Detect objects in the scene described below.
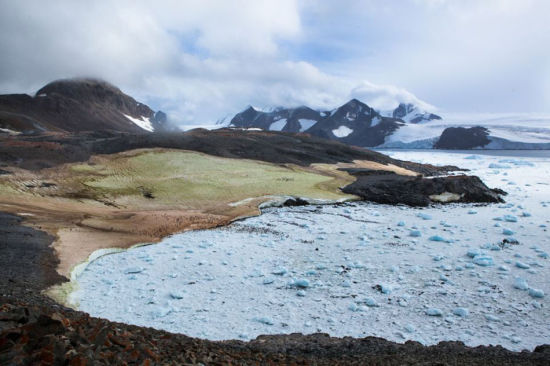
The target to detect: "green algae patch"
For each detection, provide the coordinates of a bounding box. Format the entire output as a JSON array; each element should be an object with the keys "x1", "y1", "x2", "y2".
[{"x1": 75, "y1": 149, "x2": 355, "y2": 207}]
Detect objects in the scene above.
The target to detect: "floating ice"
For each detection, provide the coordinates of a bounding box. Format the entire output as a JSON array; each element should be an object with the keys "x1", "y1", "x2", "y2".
[
  {"x1": 124, "y1": 267, "x2": 144, "y2": 274},
  {"x1": 417, "y1": 213, "x2": 432, "y2": 220},
  {"x1": 515, "y1": 261, "x2": 530, "y2": 269},
  {"x1": 513, "y1": 277, "x2": 529, "y2": 290},
  {"x1": 410, "y1": 230, "x2": 422, "y2": 237},
  {"x1": 272, "y1": 267, "x2": 288, "y2": 275},
  {"x1": 364, "y1": 297, "x2": 379, "y2": 307},
  {"x1": 473, "y1": 255, "x2": 494, "y2": 267},
  {"x1": 429, "y1": 235, "x2": 448, "y2": 242},
  {"x1": 253, "y1": 317, "x2": 274, "y2": 325},
  {"x1": 485, "y1": 314, "x2": 500, "y2": 322},
  {"x1": 502, "y1": 228, "x2": 514, "y2": 236},
  {"x1": 467, "y1": 248, "x2": 482, "y2": 258},
  {"x1": 426, "y1": 308, "x2": 443, "y2": 316},
  {"x1": 504, "y1": 215, "x2": 518, "y2": 223},
  {"x1": 528, "y1": 288, "x2": 544, "y2": 298},
  {"x1": 292, "y1": 278, "x2": 310, "y2": 288},
  {"x1": 453, "y1": 308, "x2": 469, "y2": 317}
]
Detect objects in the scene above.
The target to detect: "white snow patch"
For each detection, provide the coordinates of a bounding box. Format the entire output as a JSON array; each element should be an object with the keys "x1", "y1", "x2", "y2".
[
  {"x1": 269, "y1": 119, "x2": 287, "y2": 131},
  {"x1": 371, "y1": 116, "x2": 382, "y2": 127},
  {"x1": 123, "y1": 114, "x2": 154, "y2": 132},
  {"x1": 298, "y1": 119, "x2": 317, "y2": 132},
  {"x1": 332, "y1": 126, "x2": 353, "y2": 138}
]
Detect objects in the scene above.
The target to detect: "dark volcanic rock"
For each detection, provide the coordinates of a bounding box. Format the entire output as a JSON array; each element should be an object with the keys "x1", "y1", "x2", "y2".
[
  {"x1": 0, "y1": 301, "x2": 548, "y2": 365},
  {"x1": 435, "y1": 126, "x2": 491, "y2": 149},
  {"x1": 341, "y1": 172, "x2": 505, "y2": 206},
  {"x1": 0, "y1": 78, "x2": 170, "y2": 133},
  {"x1": 0, "y1": 213, "x2": 67, "y2": 302}
]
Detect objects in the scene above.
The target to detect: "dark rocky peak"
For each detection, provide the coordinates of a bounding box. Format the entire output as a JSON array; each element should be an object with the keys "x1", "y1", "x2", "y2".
[
  {"x1": 392, "y1": 103, "x2": 415, "y2": 119},
  {"x1": 230, "y1": 106, "x2": 263, "y2": 127},
  {"x1": 435, "y1": 126, "x2": 490, "y2": 149},
  {"x1": 36, "y1": 78, "x2": 124, "y2": 104},
  {"x1": 330, "y1": 99, "x2": 379, "y2": 124}
]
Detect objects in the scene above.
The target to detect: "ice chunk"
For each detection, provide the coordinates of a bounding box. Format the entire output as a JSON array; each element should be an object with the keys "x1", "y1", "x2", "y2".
[
  {"x1": 409, "y1": 230, "x2": 422, "y2": 237},
  {"x1": 170, "y1": 291, "x2": 185, "y2": 299},
  {"x1": 489, "y1": 163, "x2": 511, "y2": 169},
  {"x1": 426, "y1": 308, "x2": 443, "y2": 316},
  {"x1": 150, "y1": 306, "x2": 171, "y2": 318},
  {"x1": 485, "y1": 314, "x2": 500, "y2": 322},
  {"x1": 504, "y1": 215, "x2": 518, "y2": 223},
  {"x1": 468, "y1": 210, "x2": 477, "y2": 215},
  {"x1": 297, "y1": 290, "x2": 306, "y2": 297},
  {"x1": 473, "y1": 255, "x2": 494, "y2": 267},
  {"x1": 263, "y1": 278, "x2": 274, "y2": 285},
  {"x1": 253, "y1": 317, "x2": 274, "y2": 325},
  {"x1": 513, "y1": 277, "x2": 529, "y2": 290},
  {"x1": 348, "y1": 303, "x2": 359, "y2": 312},
  {"x1": 293, "y1": 278, "x2": 310, "y2": 288},
  {"x1": 404, "y1": 324, "x2": 415, "y2": 333},
  {"x1": 364, "y1": 297, "x2": 379, "y2": 307},
  {"x1": 453, "y1": 307, "x2": 469, "y2": 317},
  {"x1": 272, "y1": 267, "x2": 288, "y2": 275},
  {"x1": 417, "y1": 213, "x2": 432, "y2": 220},
  {"x1": 502, "y1": 228, "x2": 514, "y2": 236},
  {"x1": 124, "y1": 267, "x2": 144, "y2": 274},
  {"x1": 397, "y1": 221, "x2": 406, "y2": 227},
  {"x1": 515, "y1": 261, "x2": 530, "y2": 269},
  {"x1": 429, "y1": 235, "x2": 448, "y2": 242},
  {"x1": 528, "y1": 288, "x2": 544, "y2": 298},
  {"x1": 467, "y1": 248, "x2": 482, "y2": 258}
]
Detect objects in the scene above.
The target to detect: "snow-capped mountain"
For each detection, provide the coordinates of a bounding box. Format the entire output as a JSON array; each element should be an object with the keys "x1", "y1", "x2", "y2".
[
  {"x1": 388, "y1": 103, "x2": 442, "y2": 124},
  {"x1": 229, "y1": 101, "x2": 550, "y2": 150},
  {"x1": 230, "y1": 99, "x2": 404, "y2": 147}
]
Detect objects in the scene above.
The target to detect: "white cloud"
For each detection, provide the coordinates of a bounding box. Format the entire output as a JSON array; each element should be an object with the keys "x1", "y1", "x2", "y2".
[{"x1": 1, "y1": 0, "x2": 548, "y2": 127}]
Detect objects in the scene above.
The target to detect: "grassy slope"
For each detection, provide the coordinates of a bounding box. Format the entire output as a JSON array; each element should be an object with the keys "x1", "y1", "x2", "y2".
[
  {"x1": 78, "y1": 149, "x2": 353, "y2": 207},
  {"x1": 0, "y1": 148, "x2": 356, "y2": 282}
]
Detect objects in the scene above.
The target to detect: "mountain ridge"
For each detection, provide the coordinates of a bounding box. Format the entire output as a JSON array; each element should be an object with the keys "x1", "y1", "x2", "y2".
[{"x1": 0, "y1": 78, "x2": 171, "y2": 134}]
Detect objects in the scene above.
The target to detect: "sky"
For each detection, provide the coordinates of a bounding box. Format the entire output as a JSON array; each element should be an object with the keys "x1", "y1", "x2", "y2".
[{"x1": 1, "y1": 0, "x2": 549, "y2": 127}]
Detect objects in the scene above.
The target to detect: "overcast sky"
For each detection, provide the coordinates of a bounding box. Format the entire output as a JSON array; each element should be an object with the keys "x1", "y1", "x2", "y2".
[{"x1": 1, "y1": 0, "x2": 549, "y2": 127}]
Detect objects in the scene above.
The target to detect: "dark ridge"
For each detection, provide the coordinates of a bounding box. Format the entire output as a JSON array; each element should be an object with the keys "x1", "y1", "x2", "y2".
[{"x1": 0, "y1": 128, "x2": 456, "y2": 175}]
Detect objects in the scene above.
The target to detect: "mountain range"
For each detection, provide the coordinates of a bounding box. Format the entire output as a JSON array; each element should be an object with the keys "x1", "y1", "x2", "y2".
[
  {"x1": 1, "y1": 78, "x2": 549, "y2": 149},
  {"x1": 228, "y1": 100, "x2": 550, "y2": 149},
  {"x1": 229, "y1": 99, "x2": 440, "y2": 147}
]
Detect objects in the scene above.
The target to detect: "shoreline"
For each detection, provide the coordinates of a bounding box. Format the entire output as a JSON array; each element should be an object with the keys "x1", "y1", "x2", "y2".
[{"x1": 46, "y1": 194, "x2": 359, "y2": 309}]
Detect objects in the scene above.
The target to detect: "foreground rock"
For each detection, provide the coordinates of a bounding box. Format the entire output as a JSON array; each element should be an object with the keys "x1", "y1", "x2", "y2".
[
  {"x1": 341, "y1": 169, "x2": 505, "y2": 206},
  {"x1": 1, "y1": 301, "x2": 549, "y2": 365}
]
